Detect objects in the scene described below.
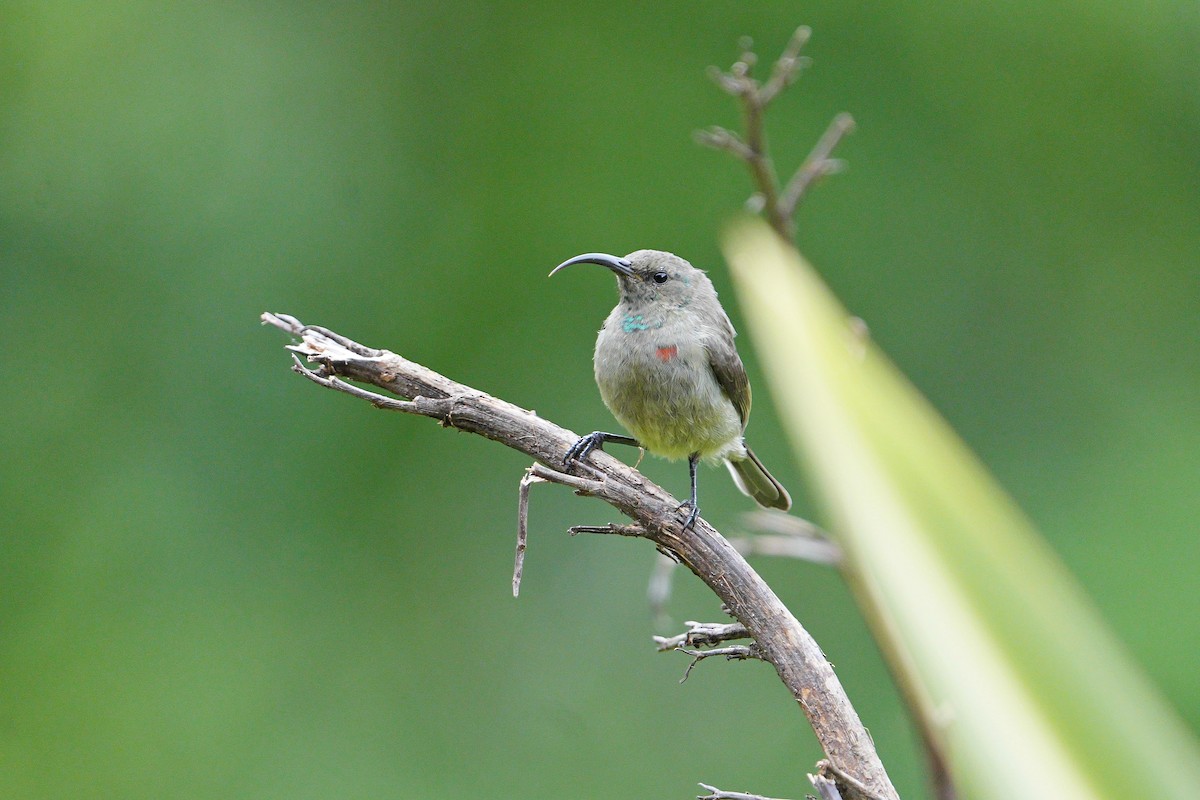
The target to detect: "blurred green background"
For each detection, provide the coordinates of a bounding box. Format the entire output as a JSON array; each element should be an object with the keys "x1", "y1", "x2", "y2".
[{"x1": 2, "y1": 3, "x2": 1197, "y2": 798}]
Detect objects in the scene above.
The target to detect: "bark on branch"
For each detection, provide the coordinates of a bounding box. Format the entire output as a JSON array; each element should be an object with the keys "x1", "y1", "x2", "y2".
[{"x1": 261, "y1": 311, "x2": 899, "y2": 800}]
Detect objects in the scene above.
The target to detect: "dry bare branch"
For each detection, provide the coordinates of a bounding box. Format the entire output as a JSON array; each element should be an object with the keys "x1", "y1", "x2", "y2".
[{"x1": 262, "y1": 311, "x2": 899, "y2": 800}]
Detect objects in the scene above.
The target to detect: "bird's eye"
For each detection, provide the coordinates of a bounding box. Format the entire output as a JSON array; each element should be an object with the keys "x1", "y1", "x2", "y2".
[{"x1": 651, "y1": 272, "x2": 669, "y2": 284}]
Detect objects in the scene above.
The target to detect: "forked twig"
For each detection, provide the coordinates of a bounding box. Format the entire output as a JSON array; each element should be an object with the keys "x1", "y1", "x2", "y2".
[
  {"x1": 676, "y1": 643, "x2": 766, "y2": 683},
  {"x1": 699, "y1": 27, "x2": 854, "y2": 244}
]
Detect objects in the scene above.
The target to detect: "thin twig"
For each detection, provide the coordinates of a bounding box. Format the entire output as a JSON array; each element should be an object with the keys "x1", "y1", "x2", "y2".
[
  {"x1": 568, "y1": 522, "x2": 645, "y2": 538},
  {"x1": 808, "y1": 773, "x2": 845, "y2": 800},
  {"x1": 742, "y1": 510, "x2": 828, "y2": 539},
  {"x1": 514, "y1": 468, "x2": 547, "y2": 597},
  {"x1": 289, "y1": 353, "x2": 415, "y2": 412},
  {"x1": 264, "y1": 312, "x2": 899, "y2": 800},
  {"x1": 697, "y1": 782, "x2": 794, "y2": 800},
  {"x1": 653, "y1": 620, "x2": 750, "y2": 651},
  {"x1": 676, "y1": 643, "x2": 765, "y2": 682},
  {"x1": 736, "y1": 511, "x2": 842, "y2": 564},
  {"x1": 739, "y1": 534, "x2": 841, "y2": 562},
  {"x1": 780, "y1": 113, "x2": 856, "y2": 219},
  {"x1": 527, "y1": 461, "x2": 606, "y2": 495},
  {"x1": 760, "y1": 26, "x2": 813, "y2": 105},
  {"x1": 694, "y1": 126, "x2": 754, "y2": 160}
]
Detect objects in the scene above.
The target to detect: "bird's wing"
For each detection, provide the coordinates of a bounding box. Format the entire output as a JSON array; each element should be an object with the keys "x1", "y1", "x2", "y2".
[{"x1": 706, "y1": 318, "x2": 752, "y2": 428}]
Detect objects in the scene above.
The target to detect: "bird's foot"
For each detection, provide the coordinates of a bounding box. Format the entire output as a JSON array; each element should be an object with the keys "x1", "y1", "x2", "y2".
[
  {"x1": 676, "y1": 500, "x2": 700, "y2": 532},
  {"x1": 564, "y1": 431, "x2": 606, "y2": 465}
]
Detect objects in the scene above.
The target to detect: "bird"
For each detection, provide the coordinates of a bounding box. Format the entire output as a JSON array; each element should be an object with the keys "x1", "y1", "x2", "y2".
[{"x1": 550, "y1": 249, "x2": 791, "y2": 530}]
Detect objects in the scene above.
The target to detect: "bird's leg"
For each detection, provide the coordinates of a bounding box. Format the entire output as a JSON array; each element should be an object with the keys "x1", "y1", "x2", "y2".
[
  {"x1": 676, "y1": 452, "x2": 701, "y2": 531},
  {"x1": 563, "y1": 431, "x2": 641, "y2": 465}
]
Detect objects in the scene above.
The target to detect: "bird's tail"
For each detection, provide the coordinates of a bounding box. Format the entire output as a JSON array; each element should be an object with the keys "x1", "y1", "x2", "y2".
[{"x1": 725, "y1": 447, "x2": 791, "y2": 511}]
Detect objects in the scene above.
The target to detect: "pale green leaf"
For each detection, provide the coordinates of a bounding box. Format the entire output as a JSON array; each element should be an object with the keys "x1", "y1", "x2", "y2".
[{"x1": 724, "y1": 218, "x2": 1200, "y2": 799}]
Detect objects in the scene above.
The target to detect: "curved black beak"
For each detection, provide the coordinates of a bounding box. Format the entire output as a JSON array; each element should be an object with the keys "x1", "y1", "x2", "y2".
[{"x1": 548, "y1": 252, "x2": 634, "y2": 278}]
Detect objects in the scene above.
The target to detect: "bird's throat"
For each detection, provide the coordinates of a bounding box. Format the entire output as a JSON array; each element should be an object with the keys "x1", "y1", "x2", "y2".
[{"x1": 620, "y1": 312, "x2": 663, "y2": 334}]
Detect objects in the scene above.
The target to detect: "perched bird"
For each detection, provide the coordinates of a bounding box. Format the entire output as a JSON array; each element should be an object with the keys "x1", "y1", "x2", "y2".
[{"x1": 550, "y1": 249, "x2": 791, "y2": 530}]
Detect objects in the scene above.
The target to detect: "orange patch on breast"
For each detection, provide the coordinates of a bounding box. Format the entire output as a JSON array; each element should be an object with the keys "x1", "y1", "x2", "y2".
[{"x1": 655, "y1": 345, "x2": 678, "y2": 362}]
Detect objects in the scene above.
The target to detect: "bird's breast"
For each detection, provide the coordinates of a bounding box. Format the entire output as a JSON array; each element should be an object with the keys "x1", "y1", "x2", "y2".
[
  {"x1": 593, "y1": 317, "x2": 743, "y2": 460},
  {"x1": 654, "y1": 344, "x2": 679, "y2": 362}
]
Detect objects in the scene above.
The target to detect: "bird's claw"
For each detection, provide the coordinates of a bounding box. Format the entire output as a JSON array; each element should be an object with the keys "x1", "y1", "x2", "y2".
[
  {"x1": 676, "y1": 500, "x2": 700, "y2": 531},
  {"x1": 564, "y1": 432, "x2": 605, "y2": 465}
]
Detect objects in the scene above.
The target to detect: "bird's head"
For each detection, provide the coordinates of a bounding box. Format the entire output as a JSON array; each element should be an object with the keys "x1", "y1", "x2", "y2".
[{"x1": 549, "y1": 249, "x2": 711, "y2": 309}]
